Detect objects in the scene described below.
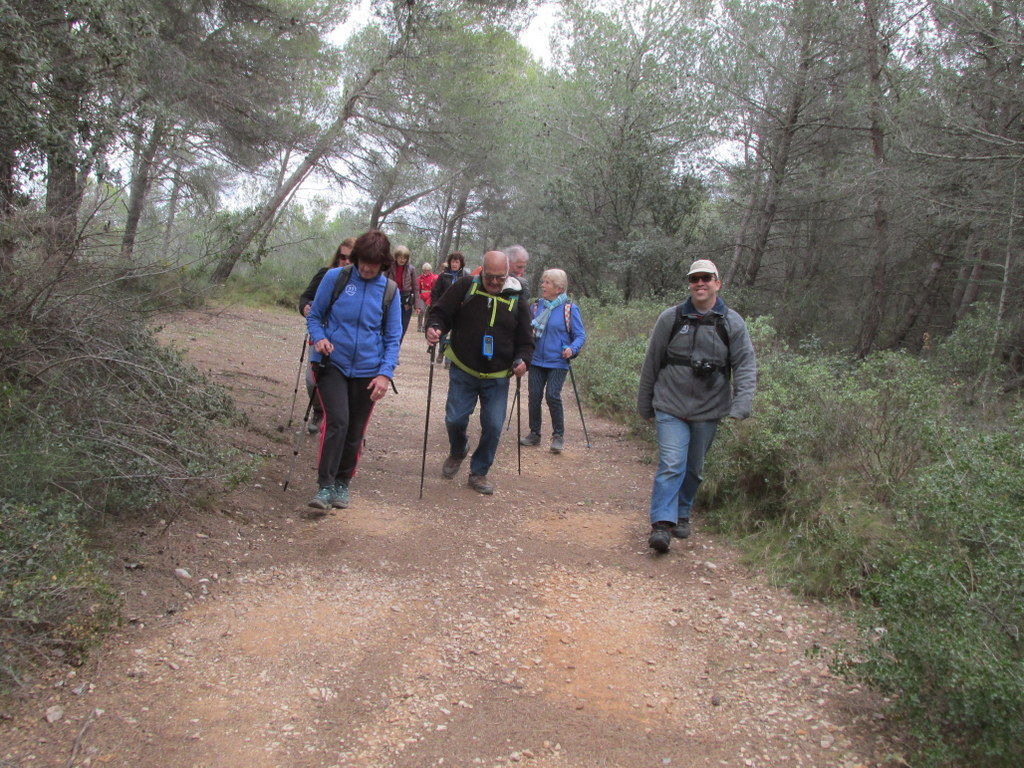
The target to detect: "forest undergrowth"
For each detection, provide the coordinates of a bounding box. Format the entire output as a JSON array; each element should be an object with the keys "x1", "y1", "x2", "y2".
[{"x1": 571, "y1": 296, "x2": 1024, "y2": 768}]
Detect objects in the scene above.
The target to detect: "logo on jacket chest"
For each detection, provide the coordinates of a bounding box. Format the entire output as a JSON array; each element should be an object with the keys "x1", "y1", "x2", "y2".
[{"x1": 345, "y1": 284, "x2": 357, "y2": 296}]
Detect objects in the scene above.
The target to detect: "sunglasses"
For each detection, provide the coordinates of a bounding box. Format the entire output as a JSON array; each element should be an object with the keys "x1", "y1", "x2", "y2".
[
  {"x1": 688, "y1": 274, "x2": 716, "y2": 284},
  {"x1": 482, "y1": 272, "x2": 507, "y2": 282}
]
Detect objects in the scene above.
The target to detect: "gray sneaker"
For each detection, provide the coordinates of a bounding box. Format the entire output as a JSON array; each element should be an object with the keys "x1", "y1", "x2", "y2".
[
  {"x1": 332, "y1": 481, "x2": 350, "y2": 509},
  {"x1": 519, "y1": 432, "x2": 540, "y2": 446},
  {"x1": 308, "y1": 486, "x2": 333, "y2": 510},
  {"x1": 550, "y1": 433, "x2": 564, "y2": 453}
]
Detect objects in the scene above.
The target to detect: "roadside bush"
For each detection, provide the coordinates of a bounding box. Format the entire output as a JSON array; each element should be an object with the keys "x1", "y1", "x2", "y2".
[
  {"x1": 1, "y1": 255, "x2": 243, "y2": 688},
  {"x1": 570, "y1": 297, "x2": 663, "y2": 433},
  {"x1": 0, "y1": 501, "x2": 119, "y2": 688},
  {"x1": 843, "y1": 421, "x2": 1024, "y2": 767}
]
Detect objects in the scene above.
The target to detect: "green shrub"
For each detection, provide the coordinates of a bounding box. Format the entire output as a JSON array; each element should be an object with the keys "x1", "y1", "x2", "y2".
[
  {"x1": 570, "y1": 297, "x2": 665, "y2": 433},
  {"x1": 0, "y1": 256, "x2": 245, "y2": 686},
  {"x1": 0, "y1": 501, "x2": 119, "y2": 690},
  {"x1": 842, "y1": 423, "x2": 1024, "y2": 767}
]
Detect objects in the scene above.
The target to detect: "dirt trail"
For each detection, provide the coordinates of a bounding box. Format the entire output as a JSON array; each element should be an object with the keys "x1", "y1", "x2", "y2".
[{"x1": 1, "y1": 305, "x2": 901, "y2": 768}]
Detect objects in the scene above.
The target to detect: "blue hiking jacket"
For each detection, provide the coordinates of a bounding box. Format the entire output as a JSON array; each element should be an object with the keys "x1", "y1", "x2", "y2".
[{"x1": 306, "y1": 267, "x2": 402, "y2": 379}]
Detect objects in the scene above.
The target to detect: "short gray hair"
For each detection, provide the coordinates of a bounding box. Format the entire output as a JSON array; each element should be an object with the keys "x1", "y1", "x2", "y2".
[{"x1": 542, "y1": 268, "x2": 568, "y2": 293}]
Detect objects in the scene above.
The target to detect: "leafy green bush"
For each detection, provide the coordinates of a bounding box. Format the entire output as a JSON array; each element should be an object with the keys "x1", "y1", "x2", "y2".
[
  {"x1": 0, "y1": 501, "x2": 119, "y2": 690},
  {"x1": 570, "y1": 297, "x2": 664, "y2": 433},
  {"x1": 0, "y1": 256, "x2": 244, "y2": 686},
  {"x1": 843, "y1": 422, "x2": 1024, "y2": 767},
  {"x1": 562, "y1": 295, "x2": 1024, "y2": 764}
]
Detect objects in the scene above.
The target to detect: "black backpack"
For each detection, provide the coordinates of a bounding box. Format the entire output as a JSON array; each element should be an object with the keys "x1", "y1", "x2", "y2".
[{"x1": 659, "y1": 305, "x2": 730, "y2": 370}]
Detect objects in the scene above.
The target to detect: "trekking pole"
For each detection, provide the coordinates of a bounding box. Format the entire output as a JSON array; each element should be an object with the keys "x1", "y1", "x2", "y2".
[
  {"x1": 419, "y1": 344, "x2": 437, "y2": 499},
  {"x1": 286, "y1": 333, "x2": 309, "y2": 429},
  {"x1": 568, "y1": 363, "x2": 592, "y2": 448},
  {"x1": 284, "y1": 360, "x2": 323, "y2": 491},
  {"x1": 504, "y1": 383, "x2": 518, "y2": 432},
  {"x1": 515, "y1": 375, "x2": 522, "y2": 475}
]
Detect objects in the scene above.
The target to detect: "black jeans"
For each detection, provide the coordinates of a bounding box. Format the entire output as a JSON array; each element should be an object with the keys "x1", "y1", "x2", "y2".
[{"x1": 312, "y1": 365, "x2": 375, "y2": 487}]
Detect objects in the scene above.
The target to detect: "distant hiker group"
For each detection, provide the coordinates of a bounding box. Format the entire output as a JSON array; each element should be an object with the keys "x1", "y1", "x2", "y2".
[{"x1": 290, "y1": 230, "x2": 757, "y2": 554}]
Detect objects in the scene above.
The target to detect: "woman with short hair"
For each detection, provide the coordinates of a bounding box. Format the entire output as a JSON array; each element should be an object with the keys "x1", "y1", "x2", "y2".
[
  {"x1": 305, "y1": 230, "x2": 402, "y2": 513},
  {"x1": 520, "y1": 268, "x2": 586, "y2": 453}
]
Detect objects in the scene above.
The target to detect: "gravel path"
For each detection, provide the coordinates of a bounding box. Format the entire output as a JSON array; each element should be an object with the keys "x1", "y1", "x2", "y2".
[{"x1": 1, "y1": 305, "x2": 903, "y2": 767}]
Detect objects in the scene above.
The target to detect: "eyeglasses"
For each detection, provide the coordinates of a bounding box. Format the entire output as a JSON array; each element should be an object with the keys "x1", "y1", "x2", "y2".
[
  {"x1": 688, "y1": 274, "x2": 716, "y2": 284},
  {"x1": 482, "y1": 272, "x2": 506, "y2": 283}
]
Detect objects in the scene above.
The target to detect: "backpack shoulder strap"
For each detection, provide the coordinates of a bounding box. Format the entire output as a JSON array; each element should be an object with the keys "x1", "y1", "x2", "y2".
[
  {"x1": 382, "y1": 277, "x2": 397, "y2": 320},
  {"x1": 326, "y1": 265, "x2": 354, "y2": 316},
  {"x1": 563, "y1": 302, "x2": 573, "y2": 335}
]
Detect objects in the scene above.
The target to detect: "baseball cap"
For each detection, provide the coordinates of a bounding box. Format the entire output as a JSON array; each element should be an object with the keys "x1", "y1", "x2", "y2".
[{"x1": 686, "y1": 259, "x2": 719, "y2": 278}]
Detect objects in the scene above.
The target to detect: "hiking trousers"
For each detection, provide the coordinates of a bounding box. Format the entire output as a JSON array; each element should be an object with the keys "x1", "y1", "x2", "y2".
[
  {"x1": 444, "y1": 365, "x2": 510, "y2": 477},
  {"x1": 313, "y1": 365, "x2": 375, "y2": 488},
  {"x1": 527, "y1": 364, "x2": 568, "y2": 436},
  {"x1": 648, "y1": 411, "x2": 718, "y2": 525}
]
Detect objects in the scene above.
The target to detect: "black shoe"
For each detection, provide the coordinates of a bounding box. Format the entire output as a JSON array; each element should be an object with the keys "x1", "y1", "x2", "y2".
[
  {"x1": 468, "y1": 473, "x2": 494, "y2": 495},
  {"x1": 648, "y1": 522, "x2": 672, "y2": 553},
  {"x1": 672, "y1": 519, "x2": 690, "y2": 539},
  {"x1": 442, "y1": 453, "x2": 466, "y2": 479}
]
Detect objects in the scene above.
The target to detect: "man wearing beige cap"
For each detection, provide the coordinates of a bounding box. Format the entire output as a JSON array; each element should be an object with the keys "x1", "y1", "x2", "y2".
[{"x1": 637, "y1": 259, "x2": 757, "y2": 553}]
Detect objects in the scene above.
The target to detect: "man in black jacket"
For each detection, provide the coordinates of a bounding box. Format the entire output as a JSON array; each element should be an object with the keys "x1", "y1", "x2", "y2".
[{"x1": 425, "y1": 251, "x2": 534, "y2": 495}]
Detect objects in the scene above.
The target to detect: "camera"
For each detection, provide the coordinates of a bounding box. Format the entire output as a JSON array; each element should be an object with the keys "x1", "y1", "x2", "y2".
[{"x1": 691, "y1": 359, "x2": 716, "y2": 378}]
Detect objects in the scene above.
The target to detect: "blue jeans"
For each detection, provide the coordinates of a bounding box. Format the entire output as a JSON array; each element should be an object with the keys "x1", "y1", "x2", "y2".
[
  {"x1": 648, "y1": 411, "x2": 719, "y2": 525},
  {"x1": 445, "y1": 366, "x2": 511, "y2": 476},
  {"x1": 527, "y1": 365, "x2": 568, "y2": 436}
]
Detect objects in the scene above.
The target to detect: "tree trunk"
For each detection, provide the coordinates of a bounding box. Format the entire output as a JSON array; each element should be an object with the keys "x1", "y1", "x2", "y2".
[
  {"x1": 163, "y1": 163, "x2": 182, "y2": 263},
  {"x1": 0, "y1": 145, "x2": 14, "y2": 280},
  {"x1": 887, "y1": 248, "x2": 951, "y2": 349},
  {"x1": 122, "y1": 119, "x2": 167, "y2": 260},
  {"x1": 854, "y1": 0, "x2": 890, "y2": 359},
  {"x1": 955, "y1": 248, "x2": 989, "y2": 322},
  {"x1": 741, "y1": 34, "x2": 812, "y2": 287}
]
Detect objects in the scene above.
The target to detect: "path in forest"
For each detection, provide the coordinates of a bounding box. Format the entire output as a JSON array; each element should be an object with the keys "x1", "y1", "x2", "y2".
[{"x1": 1, "y1": 305, "x2": 901, "y2": 768}]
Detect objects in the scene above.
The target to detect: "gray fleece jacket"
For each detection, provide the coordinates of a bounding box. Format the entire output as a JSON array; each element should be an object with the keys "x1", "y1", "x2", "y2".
[{"x1": 637, "y1": 297, "x2": 757, "y2": 422}]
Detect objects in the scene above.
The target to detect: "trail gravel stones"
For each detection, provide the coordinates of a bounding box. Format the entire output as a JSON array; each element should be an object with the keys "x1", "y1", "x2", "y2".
[{"x1": 0, "y1": 306, "x2": 905, "y2": 767}]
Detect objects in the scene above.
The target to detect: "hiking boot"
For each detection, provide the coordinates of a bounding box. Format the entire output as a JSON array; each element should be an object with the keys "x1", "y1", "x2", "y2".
[
  {"x1": 550, "y1": 433, "x2": 564, "y2": 453},
  {"x1": 331, "y1": 481, "x2": 350, "y2": 509},
  {"x1": 442, "y1": 453, "x2": 466, "y2": 479},
  {"x1": 307, "y1": 410, "x2": 322, "y2": 434},
  {"x1": 468, "y1": 473, "x2": 494, "y2": 495},
  {"x1": 648, "y1": 522, "x2": 673, "y2": 553},
  {"x1": 308, "y1": 486, "x2": 333, "y2": 510},
  {"x1": 672, "y1": 519, "x2": 690, "y2": 539},
  {"x1": 519, "y1": 432, "x2": 540, "y2": 447}
]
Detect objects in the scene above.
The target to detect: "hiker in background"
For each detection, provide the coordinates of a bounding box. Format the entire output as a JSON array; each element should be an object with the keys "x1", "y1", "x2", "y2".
[
  {"x1": 520, "y1": 269, "x2": 586, "y2": 453},
  {"x1": 416, "y1": 262, "x2": 437, "y2": 332},
  {"x1": 424, "y1": 250, "x2": 534, "y2": 495},
  {"x1": 305, "y1": 230, "x2": 401, "y2": 514},
  {"x1": 387, "y1": 245, "x2": 417, "y2": 340},
  {"x1": 505, "y1": 244, "x2": 531, "y2": 300},
  {"x1": 430, "y1": 251, "x2": 468, "y2": 306},
  {"x1": 637, "y1": 259, "x2": 757, "y2": 554},
  {"x1": 298, "y1": 236, "x2": 356, "y2": 432}
]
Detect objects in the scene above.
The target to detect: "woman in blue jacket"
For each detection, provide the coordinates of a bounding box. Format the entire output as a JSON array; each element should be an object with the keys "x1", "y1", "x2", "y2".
[
  {"x1": 519, "y1": 268, "x2": 586, "y2": 453},
  {"x1": 305, "y1": 230, "x2": 402, "y2": 512}
]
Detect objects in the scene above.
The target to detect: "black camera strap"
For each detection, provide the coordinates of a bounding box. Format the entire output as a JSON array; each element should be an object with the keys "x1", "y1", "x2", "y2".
[{"x1": 659, "y1": 305, "x2": 731, "y2": 371}]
